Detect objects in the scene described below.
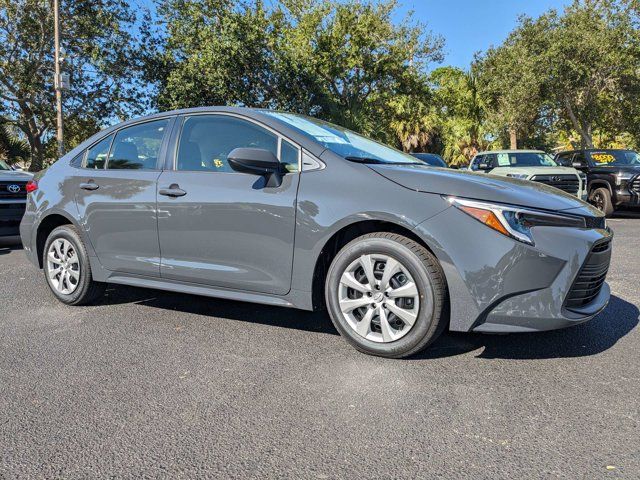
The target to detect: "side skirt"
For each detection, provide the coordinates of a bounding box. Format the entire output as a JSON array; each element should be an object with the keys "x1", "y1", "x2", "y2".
[{"x1": 103, "y1": 271, "x2": 313, "y2": 311}]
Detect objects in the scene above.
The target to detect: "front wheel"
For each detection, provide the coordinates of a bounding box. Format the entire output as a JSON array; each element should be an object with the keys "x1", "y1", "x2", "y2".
[
  {"x1": 325, "y1": 233, "x2": 447, "y2": 358},
  {"x1": 43, "y1": 225, "x2": 105, "y2": 305},
  {"x1": 589, "y1": 187, "x2": 614, "y2": 217}
]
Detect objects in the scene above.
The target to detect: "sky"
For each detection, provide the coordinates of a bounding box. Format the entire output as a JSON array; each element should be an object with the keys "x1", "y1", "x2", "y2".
[{"x1": 394, "y1": 0, "x2": 571, "y2": 68}]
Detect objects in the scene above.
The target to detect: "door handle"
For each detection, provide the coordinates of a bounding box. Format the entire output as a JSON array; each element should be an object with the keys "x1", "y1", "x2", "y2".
[
  {"x1": 79, "y1": 181, "x2": 99, "y2": 191},
  {"x1": 159, "y1": 184, "x2": 186, "y2": 197}
]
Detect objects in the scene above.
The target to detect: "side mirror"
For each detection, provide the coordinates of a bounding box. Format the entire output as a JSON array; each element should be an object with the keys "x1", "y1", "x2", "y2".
[
  {"x1": 228, "y1": 148, "x2": 283, "y2": 187},
  {"x1": 572, "y1": 161, "x2": 586, "y2": 169},
  {"x1": 478, "y1": 163, "x2": 492, "y2": 171}
]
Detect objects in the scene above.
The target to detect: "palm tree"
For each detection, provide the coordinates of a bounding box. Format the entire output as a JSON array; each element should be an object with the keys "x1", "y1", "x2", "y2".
[{"x1": 0, "y1": 119, "x2": 29, "y2": 166}]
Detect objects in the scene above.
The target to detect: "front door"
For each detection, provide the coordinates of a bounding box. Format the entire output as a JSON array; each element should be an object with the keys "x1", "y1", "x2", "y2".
[
  {"x1": 157, "y1": 114, "x2": 300, "y2": 295},
  {"x1": 75, "y1": 118, "x2": 171, "y2": 276}
]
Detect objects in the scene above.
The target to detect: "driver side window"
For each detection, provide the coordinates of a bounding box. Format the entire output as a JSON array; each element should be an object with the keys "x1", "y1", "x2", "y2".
[{"x1": 176, "y1": 115, "x2": 278, "y2": 172}]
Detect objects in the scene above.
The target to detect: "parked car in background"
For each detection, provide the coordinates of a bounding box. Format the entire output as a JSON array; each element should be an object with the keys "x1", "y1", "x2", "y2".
[
  {"x1": 20, "y1": 107, "x2": 611, "y2": 358},
  {"x1": 0, "y1": 159, "x2": 33, "y2": 237},
  {"x1": 410, "y1": 153, "x2": 448, "y2": 168},
  {"x1": 554, "y1": 149, "x2": 640, "y2": 216},
  {"x1": 469, "y1": 150, "x2": 587, "y2": 200}
]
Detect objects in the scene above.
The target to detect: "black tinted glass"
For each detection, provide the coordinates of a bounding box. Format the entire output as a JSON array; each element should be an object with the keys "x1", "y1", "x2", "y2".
[
  {"x1": 177, "y1": 115, "x2": 278, "y2": 172},
  {"x1": 85, "y1": 135, "x2": 113, "y2": 169},
  {"x1": 107, "y1": 120, "x2": 168, "y2": 170}
]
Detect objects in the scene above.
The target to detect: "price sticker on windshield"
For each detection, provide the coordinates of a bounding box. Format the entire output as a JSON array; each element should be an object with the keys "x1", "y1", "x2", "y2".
[{"x1": 592, "y1": 153, "x2": 615, "y2": 164}]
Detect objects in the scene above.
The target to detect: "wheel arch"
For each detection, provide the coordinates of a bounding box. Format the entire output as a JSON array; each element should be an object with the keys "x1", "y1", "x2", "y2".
[
  {"x1": 588, "y1": 179, "x2": 613, "y2": 195},
  {"x1": 310, "y1": 219, "x2": 449, "y2": 313},
  {"x1": 35, "y1": 211, "x2": 86, "y2": 269}
]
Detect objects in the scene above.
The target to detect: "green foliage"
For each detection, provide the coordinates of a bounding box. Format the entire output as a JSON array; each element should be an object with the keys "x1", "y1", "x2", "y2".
[
  {"x1": 429, "y1": 67, "x2": 491, "y2": 165},
  {"x1": 146, "y1": 0, "x2": 444, "y2": 149},
  {"x1": 0, "y1": 119, "x2": 29, "y2": 164},
  {"x1": 0, "y1": 0, "x2": 143, "y2": 171},
  {"x1": 474, "y1": 0, "x2": 640, "y2": 150}
]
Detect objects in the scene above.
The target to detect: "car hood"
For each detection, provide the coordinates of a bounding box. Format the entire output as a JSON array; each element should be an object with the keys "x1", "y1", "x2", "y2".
[
  {"x1": 591, "y1": 164, "x2": 640, "y2": 175},
  {"x1": 370, "y1": 164, "x2": 588, "y2": 212},
  {"x1": 0, "y1": 170, "x2": 33, "y2": 181},
  {"x1": 489, "y1": 166, "x2": 579, "y2": 176}
]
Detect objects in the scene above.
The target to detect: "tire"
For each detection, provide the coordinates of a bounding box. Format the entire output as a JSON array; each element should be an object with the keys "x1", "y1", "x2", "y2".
[
  {"x1": 42, "y1": 225, "x2": 105, "y2": 305},
  {"x1": 589, "y1": 187, "x2": 614, "y2": 217},
  {"x1": 325, "y1": 232, "x2": 447, "y2": 358}
]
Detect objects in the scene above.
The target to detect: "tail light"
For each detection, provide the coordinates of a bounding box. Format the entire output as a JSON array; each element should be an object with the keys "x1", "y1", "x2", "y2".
[{"x1": 26, "y1": 179, "x2": 38, "y2": 193}]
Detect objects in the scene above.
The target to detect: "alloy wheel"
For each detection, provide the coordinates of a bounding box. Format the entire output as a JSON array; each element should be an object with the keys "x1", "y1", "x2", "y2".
[
  {"x1": 46, "y1": 238, "x2": 80, "y2": 295},
  {"x1": 338, "y1": 253, "x2": 422, "y2": 343}
]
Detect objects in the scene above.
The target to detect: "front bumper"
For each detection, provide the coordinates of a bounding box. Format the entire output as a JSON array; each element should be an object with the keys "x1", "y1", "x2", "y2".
[
  {"x1": 0, "y1": 200, "x2": 26, "y2": 237},
  {"x1": 614, "y1": 188, "x2": 640, "y2": 207},
  {"x1": 414, "y1": 205, "x2": 612, "y2": 334}
]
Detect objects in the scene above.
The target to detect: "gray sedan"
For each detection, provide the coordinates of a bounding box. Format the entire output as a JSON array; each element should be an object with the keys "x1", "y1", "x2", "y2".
[{"x1": 20, "y1": 107, "x2": 612, "y2": 358}]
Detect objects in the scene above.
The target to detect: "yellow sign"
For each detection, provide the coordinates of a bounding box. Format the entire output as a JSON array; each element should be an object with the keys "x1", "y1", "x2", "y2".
[
  {"x1": 213, "y1": 159, "x2": 224, "y2": 169},
  {"x1": 592, "y1": 153, "x2": 615, "y2": 164}
]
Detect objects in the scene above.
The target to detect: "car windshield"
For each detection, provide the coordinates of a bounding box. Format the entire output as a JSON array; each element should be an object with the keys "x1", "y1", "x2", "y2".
[
  {"x1": 412, "y1": 153, "x2": 447, "y2": 167},
  {"x1": 493, "y1": 152, "x2": 557, "y2": 167},
  {"x1": 263, "y1": 112, "x2": 422, "y2": 165},
  {"x1": 0, "y1": 159, "x2": 11, "y2": 171},
  {"x1": 589, "y1": 150, "x2": 640, "y2": 166}
]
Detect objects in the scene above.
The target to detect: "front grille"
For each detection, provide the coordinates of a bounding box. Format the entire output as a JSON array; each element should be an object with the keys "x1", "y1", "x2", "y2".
[
  {"x1": 585, "y1": 216, "x2": 606, "y2": 229},
  {"x1": 565, "y1": 238, "x2": 611, "y2": 310},
  {"x1": 631, "y1": 176, "x2": 640, "y2": 193},
  {"x1": 0, "y1": 181, "x2": 27, "y2": 199},
  {"x1": 530, "y1": 174, "x2": 579, "y2": 196}
]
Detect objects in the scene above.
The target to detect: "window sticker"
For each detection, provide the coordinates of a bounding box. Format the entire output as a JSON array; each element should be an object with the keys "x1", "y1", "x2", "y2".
[
  {"x1": 592, "y1": 153, "x2": 615, "y2": 164},
  {"x1": 497, "y1": 153, "x2": 510, "y2": 166}
]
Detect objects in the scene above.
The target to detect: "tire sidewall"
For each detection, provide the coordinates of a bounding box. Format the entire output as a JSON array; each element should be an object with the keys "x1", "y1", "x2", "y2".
[
  {"x1": 43, "y1": 226, "x2": 93, "y2": 305},
  {"x1": 591, "y1": 187, "x2": 614, "y2": 217},
  {"x1": 325, "y1": 236, "x2": 440, "y2": 357}
]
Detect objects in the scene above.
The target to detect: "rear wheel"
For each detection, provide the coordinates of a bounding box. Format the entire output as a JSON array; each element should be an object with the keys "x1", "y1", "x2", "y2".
[
  {"x1": 325, "y1": 232, "x2": 447, "y2": 358},
  {"x1": 589, "y1": 187, "x2": 614, "y2": 217},
  {"x1": 43, "y1": 225, "x2": 105, "y2": 305}
]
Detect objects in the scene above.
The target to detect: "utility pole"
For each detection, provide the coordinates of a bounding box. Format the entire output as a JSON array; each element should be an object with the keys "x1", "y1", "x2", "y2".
[{"x1": 53, "y1": 0, "x2": 64, "y2": 157}]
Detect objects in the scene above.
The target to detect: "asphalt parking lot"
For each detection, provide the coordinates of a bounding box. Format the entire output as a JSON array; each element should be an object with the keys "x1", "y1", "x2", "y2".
[{"x1": 1, "y1": 213, "x2": 639, "y2": 479}]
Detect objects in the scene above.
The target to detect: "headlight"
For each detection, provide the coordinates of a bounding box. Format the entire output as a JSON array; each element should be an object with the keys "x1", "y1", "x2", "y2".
[
  {"x1": 506, "y1": 173, "x2": 530, "y2": 180},
  {"x1": 446, "y1": 197, "x2": 586, "y2": 246},
  {"x1": 615, "y1": 172, "x2": 634, "y2": 185}
]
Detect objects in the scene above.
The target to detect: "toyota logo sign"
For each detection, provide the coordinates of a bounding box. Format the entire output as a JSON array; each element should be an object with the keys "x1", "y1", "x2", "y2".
[
  {"x1": 7, "y1": 184, "x2": 20, "y2": 193},
  {"x1": 551, "y1": 176, "x2": 562, "y2": 182}
]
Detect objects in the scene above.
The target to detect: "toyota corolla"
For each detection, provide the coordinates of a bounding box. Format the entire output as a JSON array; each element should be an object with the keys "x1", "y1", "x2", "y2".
[{"x1": 20, "y1": 107, "x2": 612, "y2": 358}]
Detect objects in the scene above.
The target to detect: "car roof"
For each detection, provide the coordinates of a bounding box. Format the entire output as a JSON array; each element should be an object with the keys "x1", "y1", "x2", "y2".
[
  {"x1": 475, "y1": 150, "x2": 546, "y2": 155},
  {"x1": 63, "y1": 107, "x2": 330, "y2": 161}
]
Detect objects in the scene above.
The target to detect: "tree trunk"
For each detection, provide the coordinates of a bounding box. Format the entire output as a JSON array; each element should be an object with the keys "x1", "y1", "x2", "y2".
[
  {"x1": 28, "y1": 137, "x2": 45, "y2": 172},
  {"x1": 563, "y1": 96, "x2": 593, "y2": 149},
  {"x1": 509, "y1": 128, "x2": 517, "y2": 150}
]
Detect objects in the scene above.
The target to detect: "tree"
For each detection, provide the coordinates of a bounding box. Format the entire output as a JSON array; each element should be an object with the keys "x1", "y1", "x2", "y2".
[
  {"x1": 0, "y1": 0, "x2": 144, "y2": 171},
  {"x1": 145, "y1": 0, "x2": 281, "y2": 110},
  {"x1": 146, "y1": 0, "x2": 444, "y2": 148},
  {"x1": 430, "y1": 67, "x2": 490, "y2": 165},
  {"x1": 474, "y1": 22, "x2": 547, "y2": 150},
  {"x1": 0, "y1": 119, "x2": 29, "y2": 165},
  {"x1": 274, "y1": 0, "x2": 443, "y2": 145},
  {"x1": 475, "y1": 0, "x2": 640, "y2": 150}
]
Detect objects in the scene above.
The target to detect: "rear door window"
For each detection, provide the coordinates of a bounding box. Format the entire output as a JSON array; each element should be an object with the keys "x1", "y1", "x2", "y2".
[
  {"x1": 107, "y1": 120, "x2": 169, "y2": 170},
  {"x1": 84, "y1": 135, "x2": 113, "y2": 169}
]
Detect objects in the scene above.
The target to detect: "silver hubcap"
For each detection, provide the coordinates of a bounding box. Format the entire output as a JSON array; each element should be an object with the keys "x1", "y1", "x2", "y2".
[
  {"x1": 46, "y1": 238, "x2": 80, "y2": 295},
  {"x1": 338, "y1": 254, "x2": 424, "y2": 343}
]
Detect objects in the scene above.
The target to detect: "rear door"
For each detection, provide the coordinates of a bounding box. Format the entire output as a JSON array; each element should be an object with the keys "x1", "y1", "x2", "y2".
[
  {"x1": 156, "y1": 113, "x2": 300, "y2": 295},
  {"x1": 75, "y1": 118, "x2": 173, "y2": 276}
]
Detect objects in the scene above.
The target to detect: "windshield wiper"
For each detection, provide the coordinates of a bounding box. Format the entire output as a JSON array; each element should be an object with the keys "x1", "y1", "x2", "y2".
[
  {"x1": 344, "y1": 156, "x2": 387, "y2": 164},
  {"x1": 344, "y1": 156, "x2": 418, "y2": 166}
]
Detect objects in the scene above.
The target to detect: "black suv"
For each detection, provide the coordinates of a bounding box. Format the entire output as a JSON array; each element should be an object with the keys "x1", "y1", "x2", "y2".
[{"x1": 555, "y1": 149, "x2": 640, "y2": 216}]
